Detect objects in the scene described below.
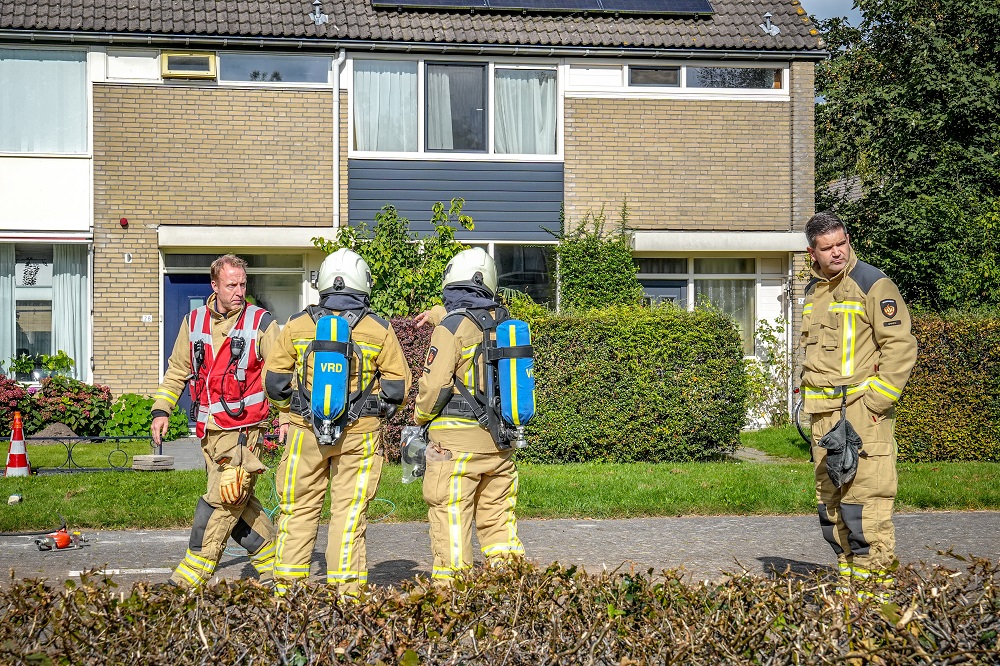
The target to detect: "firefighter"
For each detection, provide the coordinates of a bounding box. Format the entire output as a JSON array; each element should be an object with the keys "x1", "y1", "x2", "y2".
[
  {"x1": 800, "y1": 212, "x2": 918, "y2": 596},
  {"x1": 263, "y1": 249, "x2": 410, "y2": 597},
  {"x1": 151, "y1": 254, "x2": 278, "y2": 588},
  {"x1": 414, "y1": 248, "x2": 525, "y2": 585}
]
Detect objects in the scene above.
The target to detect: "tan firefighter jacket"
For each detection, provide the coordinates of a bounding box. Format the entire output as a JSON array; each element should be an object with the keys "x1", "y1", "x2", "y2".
[
  {"x1": 152, "y1": 294, "x2": 279, "y2": 432},
  {"x1": 263, "y1": 307, "x2": 410, "y2": 435},
  {"x1": 800, "y1": 251, "x2": 918, "y2": 415},
  {"x1": 415, "y1": 306, "x2": 503, "y2": 454}
]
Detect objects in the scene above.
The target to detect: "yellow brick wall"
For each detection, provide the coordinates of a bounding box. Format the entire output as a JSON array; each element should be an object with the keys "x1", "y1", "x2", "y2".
[
  {"x1": 91, "y1": 83, "x2": 337, "y2": 395},
  {"x1": 565, "y1": 97, "x2": 793, "y2": 231}
]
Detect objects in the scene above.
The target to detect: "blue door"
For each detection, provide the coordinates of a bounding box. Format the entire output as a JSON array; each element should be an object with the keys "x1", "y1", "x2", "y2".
[{"x1": 163, "y1": 274, "x2": 212, "y2": 422}]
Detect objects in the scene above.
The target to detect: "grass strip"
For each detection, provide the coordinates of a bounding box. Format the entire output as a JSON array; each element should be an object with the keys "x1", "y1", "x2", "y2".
[{"x1": 2, "y1": 457, "x2": 998, "y2": 532}]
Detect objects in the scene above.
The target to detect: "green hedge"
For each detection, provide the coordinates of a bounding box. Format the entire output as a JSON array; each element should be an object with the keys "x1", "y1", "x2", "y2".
[
  {"x1": 521, "y1": 305, "x2": 748, "y2": 463},
  {"x1": 896, "y1": 311, "x2": 1000, "y2": 461}
]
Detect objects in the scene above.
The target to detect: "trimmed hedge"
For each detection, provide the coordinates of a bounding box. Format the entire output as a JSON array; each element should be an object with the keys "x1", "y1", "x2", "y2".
[
  {"x1": 3, "y1": 558, "x2": 997, "y2": 664},
  {"x1": 522, "y1": 305, "x2": 748, "y2": 463},
  {"x1": 896, "y1": 311, "x2": 1000, "y2": 462}
]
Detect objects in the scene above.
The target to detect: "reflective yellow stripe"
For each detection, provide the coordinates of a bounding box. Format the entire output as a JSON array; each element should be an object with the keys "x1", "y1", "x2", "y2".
[
  {"x1": 803, "y1": 303, "x2": 813, "y2": 315},
  {"x1": 462, "y1": 344, "x2": 477, "y2": 390},
  {"x1": 428, "y1": 417, "x2": 481, "y2": 430},
  {"x1": 802, "y1": 380, "x2": 871, "y2": 399},
  {"x1": 292, "y1": 340, "x2": 311, "y2": 381},
  {"x1": 274, "y1": 564, "x2": 310, "y2": 577},
  {"x1": 447, "y1": 453, "x2": 473, "y2": 569},
  {"x1": 356, "y1": 342, "x2": 382, "y2": 393},
  {"x1": 275, "y1": 428, "x2": 305, "y2": 570},
  {"x1": 829, "y1": 301, "x2": 865, "y2": 314},
  {"x1": 155, "y1": 389, "x2": 180, "y2": 407},
  {"x1": 323, "y1": 384, "x2": 332, "y2": 415},
  {"x1": 870, "y1": 377, "x2": 902, "y2": 401},
  {"x1": 415, "y1": 406, "x2": 437, "y2": 421},
  {"x1": 842, "y1": 312, "x2": 856, "y2": 376},
  {"x1": 337, "y1": 432, "x2": 376, "y2": 573}
]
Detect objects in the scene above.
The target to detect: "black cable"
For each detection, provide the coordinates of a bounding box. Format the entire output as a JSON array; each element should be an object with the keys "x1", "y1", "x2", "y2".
[{"x1": 0, "y1": 515, "x2": 67, "y2": 537}]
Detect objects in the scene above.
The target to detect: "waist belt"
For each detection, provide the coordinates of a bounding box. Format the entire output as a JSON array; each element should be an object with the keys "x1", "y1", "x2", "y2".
[
  {"x1": 441, "y1": 396, "x2": 479, "y2": 418},
  {"x1": 290, "y1": 394, "x2": 383, "y2": 418}
]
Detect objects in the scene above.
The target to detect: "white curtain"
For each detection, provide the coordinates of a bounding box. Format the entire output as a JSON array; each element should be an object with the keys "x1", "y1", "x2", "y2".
[
  {"x1": 495, "y1": 69, "x2": 557, "y2": 155},
  {"x1": 353, "y1": 60, "x2": 418, "y2": 152},
  {"x1": 0, "y1": 49, "x2": 87, "y2": 153},
  {"x1": 0, "y1": 245, "x2": 14, "y2": 370},
  {"x1": 426, "y1": 67, "x2": 454, "y2": 150},
  {"x1": 695, "y1": 279, "x2": 755, "y2": 355},
  {"x1": 52, "y1": 244, "x2": 89, "y2": 380}
]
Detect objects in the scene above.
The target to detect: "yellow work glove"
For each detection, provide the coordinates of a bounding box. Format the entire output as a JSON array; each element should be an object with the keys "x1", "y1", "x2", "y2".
[{"x1": 219, "y1": 465, "x2": 250, "y2": 505}]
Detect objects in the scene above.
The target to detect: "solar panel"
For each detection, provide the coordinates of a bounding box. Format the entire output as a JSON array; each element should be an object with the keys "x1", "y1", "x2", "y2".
[
  {"x1": 597, "y1": 0, "x2": 713, "y2": 14},
  {"x1": 488, "y1": 0, "x2": 602, "y2": 11},
  {"x1": 371, "y1": 0, "x2": 714, "y2": 14},
  {"x1": 371, "y1": 0, "x2": 488, "y2": 9}
]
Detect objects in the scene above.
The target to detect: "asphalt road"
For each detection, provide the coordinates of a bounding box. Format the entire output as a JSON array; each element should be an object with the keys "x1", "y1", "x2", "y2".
[{"x1": 2, "y1": 511, "x2": 997, "y2": 588}]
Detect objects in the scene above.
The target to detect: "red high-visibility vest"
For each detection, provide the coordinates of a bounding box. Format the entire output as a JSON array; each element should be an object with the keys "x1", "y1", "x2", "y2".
[{"x1": 188, "y1": 304, "x2": 269, "y2": 438}]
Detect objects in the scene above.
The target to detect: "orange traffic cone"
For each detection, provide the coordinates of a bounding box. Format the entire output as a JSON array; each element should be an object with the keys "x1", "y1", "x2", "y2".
[{"x1": 5, "y1": 411, "x2": 30, "y2": 477}]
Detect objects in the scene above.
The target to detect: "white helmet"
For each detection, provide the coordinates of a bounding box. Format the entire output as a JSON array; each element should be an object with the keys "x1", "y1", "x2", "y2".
[
  {"x1": 442, "y1": 248, "x2": 498, "y2": 296},
  {"x1": 317, "y1": 249, "x2": 373, "y2": 295}
]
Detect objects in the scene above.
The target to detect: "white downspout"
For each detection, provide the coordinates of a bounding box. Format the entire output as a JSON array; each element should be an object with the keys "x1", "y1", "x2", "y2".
[{"x1": 332, "y1": 49, "x2": 347, "y2": 228}]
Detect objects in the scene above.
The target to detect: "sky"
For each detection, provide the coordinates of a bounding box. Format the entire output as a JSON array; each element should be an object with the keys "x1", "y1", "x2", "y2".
[{"x1": 799, "y1": 0, "x2": 863, "y2": 25}]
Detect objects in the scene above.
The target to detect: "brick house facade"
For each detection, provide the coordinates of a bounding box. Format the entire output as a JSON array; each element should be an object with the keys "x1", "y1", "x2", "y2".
[{"x1": 0, "y1": 0, "x2": 824, "y2": 401}]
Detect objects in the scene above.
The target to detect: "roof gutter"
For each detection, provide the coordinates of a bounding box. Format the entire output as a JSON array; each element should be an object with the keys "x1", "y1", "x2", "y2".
[{"x1": 0, "y1": 29, "x2": 829, "y2": 61}]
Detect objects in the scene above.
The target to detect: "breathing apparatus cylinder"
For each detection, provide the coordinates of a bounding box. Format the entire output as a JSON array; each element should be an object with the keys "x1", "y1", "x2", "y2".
[
  {"x1": 495, "y1": 319, "x2": 535, "y2": 448},
  {"x1": 310, "y1": 315, "x2": 351, "y2": 445},
  {"x1": 400, "y1": 425, "x2": 429, "y2": 484}
]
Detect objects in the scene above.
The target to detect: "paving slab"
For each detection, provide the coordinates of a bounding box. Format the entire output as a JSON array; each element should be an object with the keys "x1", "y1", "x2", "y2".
[{"x1": 1, "y1": 511, "x2": 996, "y2": 589}]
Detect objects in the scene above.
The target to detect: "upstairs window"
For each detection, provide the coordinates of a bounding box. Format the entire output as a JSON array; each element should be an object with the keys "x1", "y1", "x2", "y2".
[
  {"x1": 353, "y1": 59, "x2": 558, "y2": 157},
  {"x1": 0, "y1": 49, "x2": 87, "y2": 154},
  {"x1": 427, "y1": 63, "x2": 487, "y2": 152},
  {"x1": 219, "y1": 54, "x2": 332, "y2": 84},
  {"x1": 686, "y1": 67, "x2": 783, "y2": 90}
]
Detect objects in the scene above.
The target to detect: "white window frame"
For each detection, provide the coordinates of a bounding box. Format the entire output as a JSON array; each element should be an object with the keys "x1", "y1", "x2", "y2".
[
  {"x1": 567, "y1": 59, "x2": 790, "y2": 102},
  {"x1": 348, "y1": 54, "x2": 563, "y2": 162},
  {"x1": 216, "y1": 51, "x2": 335, "y2": 89}
]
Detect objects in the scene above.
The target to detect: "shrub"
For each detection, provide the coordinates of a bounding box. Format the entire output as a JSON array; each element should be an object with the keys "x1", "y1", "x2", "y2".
[
  {"x1": 102, "y1": 393, "x2": 189, "y2": 442},
  {"x1": 22, "y1": 376, "x2": 112, "y2": 437},
  {"x1": 380, "y1": 316, "x2": 433, "y2": 462},
  {"x1": 745, "y1": 318, "x2": 791, "y2": 429},
  {"x1": 522, "y1": 304, "x2": 748, "y2": 463},
  {"x1": 554, "y1": 203, "x2": 644, "y2": 311},
  {"x1": 1, "y1": 558, "x2": 996, "y2": 663},
  {"x1": 312, "y1": 200, "x2": 472, "y2": 317},
  {"x1": 0, "y1": 376, "x2": 31, "y2": 438},
  {"x1": 896, "y1": 311, "x2": 1000, "y2": 461}
]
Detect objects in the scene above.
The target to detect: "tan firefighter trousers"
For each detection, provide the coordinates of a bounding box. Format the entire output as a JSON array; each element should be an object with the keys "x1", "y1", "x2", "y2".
[
  {"x1": 811, "y1": 398, "x2": 898, "y2": 578},
  {"x1": 171, "y1": 427, "x2": 276, "y2": 587},
  {"x1": 272, "y1": 425, "x2": 383, "y2": 596},
  {"x1": 423, "y1": 447, "x2": 524, "y2": 583}
]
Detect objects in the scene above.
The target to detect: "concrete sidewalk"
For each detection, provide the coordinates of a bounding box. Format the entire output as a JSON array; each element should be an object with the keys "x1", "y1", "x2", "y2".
[{"x1": 2, "y1": 511, "x2": 997, "y2": 588}]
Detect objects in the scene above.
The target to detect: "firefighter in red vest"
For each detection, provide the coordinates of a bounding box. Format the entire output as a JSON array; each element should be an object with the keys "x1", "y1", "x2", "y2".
[{"x1": 151, "y1": 254, "x2": 280, "y2": 587}]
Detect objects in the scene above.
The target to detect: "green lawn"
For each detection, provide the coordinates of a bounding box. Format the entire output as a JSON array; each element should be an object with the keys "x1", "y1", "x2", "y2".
[
  {"x1": 740, "y1": 425, "x2": 811, "y2": 460},
  {"x1": 2, "y1": 444, "x2": 999, "y2": 532}
]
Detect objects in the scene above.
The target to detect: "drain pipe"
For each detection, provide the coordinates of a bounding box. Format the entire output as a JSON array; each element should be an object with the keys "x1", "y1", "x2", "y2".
[{"x1": 332, "y1": 49, "x2": 347, "y2": 228}]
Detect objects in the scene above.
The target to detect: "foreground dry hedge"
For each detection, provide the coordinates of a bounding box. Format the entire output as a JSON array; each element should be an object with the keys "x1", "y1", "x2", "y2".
[{"x1": 2, "y1": 559, "x2": 998, "y2": 665}]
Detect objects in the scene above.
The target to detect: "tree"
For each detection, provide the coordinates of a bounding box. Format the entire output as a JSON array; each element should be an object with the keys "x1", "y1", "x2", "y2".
[
  {"x1": 815, "y1": 0, "x2": 1000, "y2": 309},
  {"x1": 312, "y1": 199, "x2": 473, "y2": 317}
]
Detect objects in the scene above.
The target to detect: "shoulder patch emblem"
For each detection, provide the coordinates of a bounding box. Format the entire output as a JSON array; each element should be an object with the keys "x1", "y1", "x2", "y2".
[
  {"x1": 880, "y1": 299, "x2": 897, "y2": 318},
  {"x1": 425, "y1": 346, "x2": 438, "y2": 366}
]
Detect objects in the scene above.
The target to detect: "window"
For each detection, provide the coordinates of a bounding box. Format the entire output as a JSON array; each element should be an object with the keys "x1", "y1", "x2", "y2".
[
  {"x1": 163, "y1": 253, "x2": 304, "y2": 325},
  {"x1": 161, "y1": 52, "x2": 217, "y2": 79},
  {"x1": 495, "y1": 245, "x2": 555, "y2": 305},
  {"x1": 629, "y1": 66, "x2": 680, "y2": 87},
  {"x1": 0, "y1": 49, "x2": 87, "y2": 154},
  {"x1": 495, "y1": 69, "x2": 557, "y2": 154},
  {"x1": 219, "y1": 54, "x2": 332, "y2": 84},
  {"x1": 639, "y1": 257, "x2": 760, "y2": 355},
  {"x1": 353, "y1": 60, "x2": 418, "y2": 152},
  {"x1": 686, "y1": 67, "x2": 783, "y2": 90},
  {"x1": 427, "y1": 63, "x2": 487, "y2": 152},
  {"x1": 0, "y1": 243, "x2": 90, "y2": 379},
  {"x1": 352, "y1": 59, "x2": 558, "y2": 156}
]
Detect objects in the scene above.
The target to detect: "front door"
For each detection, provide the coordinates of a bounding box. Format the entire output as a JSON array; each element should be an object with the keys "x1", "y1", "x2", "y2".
[{"x1": 163, "y1": 273, "x2": 213, "y2": 422}]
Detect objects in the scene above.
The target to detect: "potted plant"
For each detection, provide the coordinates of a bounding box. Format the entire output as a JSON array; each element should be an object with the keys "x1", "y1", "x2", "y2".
[
  {"x1": 40, "y1": 350, "x2": 75, "y2": 378},
  {"x1": 9, "y1": 354, "x2": 38, "y2": 383}
]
